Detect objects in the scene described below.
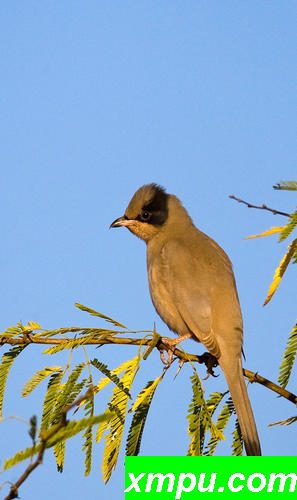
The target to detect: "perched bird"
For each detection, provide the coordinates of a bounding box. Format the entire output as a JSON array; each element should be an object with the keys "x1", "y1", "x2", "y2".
[{"x1": 110, "y1": 183, "x2": 261, "y2": 456}]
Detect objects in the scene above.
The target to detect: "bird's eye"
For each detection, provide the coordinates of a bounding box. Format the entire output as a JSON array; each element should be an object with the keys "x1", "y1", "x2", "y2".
[{"x1": 141, "y1": 211, "x2": 151, "y2": 220}]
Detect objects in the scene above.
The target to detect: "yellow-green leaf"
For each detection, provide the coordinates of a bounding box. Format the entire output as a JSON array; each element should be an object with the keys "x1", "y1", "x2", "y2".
[
  {"x1": 129, "y1": 376, "x2": 162, "y2": 413},
  {"x1": 0, "y1": 346, "x2": 27, "y2": 416},
  {"x1": 279, "y1": 210, "x2": 297, "y2": 242},
  {"x1": 96, "y1": 418, "x2": 111, "y2": 443},
  {"x1": 264, "y1": 239, "x2": 297, "y2": 305},
  {"x1": 102, "y1": 356, "x2": 139, "y2": 483},
  {"x1": 278, "y1": 323, "x2": 297, "y2": 388},
  {"x1": 27, "y1": 321, "x2": 43, "y2": 330},
  {"x1": 126, "y1": 377, "x2": 163, "y2": 456},
  {"x1": 75, "y1": 303, "x2": 127, "y2": 329},
  {"x1": 245, "y1": 226, "x2": 285, "y2": 239},
  {"x1": 22, "y1": 366, "x2": 62, "y2": 397}
]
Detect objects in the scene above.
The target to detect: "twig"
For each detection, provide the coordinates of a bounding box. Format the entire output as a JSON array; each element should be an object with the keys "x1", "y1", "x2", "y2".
[
  {"x1": 4, "y1": 443, "x2": 47, "y2": 500},
  {"x1": 243, "y1": 369, "x2": 297, "y2": 405},
  {"x1": 1, "y1": 335, "x2": 296, "y2": 405},
  {"x1": 3, "y1": 390, "x2": 85, "y2": 500},
  {"x1": 229, "y1": 195, "x2": 290, "y2": 217}
]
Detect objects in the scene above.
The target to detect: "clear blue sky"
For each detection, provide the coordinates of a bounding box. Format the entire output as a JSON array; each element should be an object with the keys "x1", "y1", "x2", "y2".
[{"x1": 1, "y1": 2, "x2": 296, "y2": 498}]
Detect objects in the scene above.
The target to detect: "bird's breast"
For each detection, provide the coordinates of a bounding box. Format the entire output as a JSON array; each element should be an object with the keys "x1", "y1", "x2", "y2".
[{"x1": 147, "y1": 253, "x2": 189, "y2": 336}]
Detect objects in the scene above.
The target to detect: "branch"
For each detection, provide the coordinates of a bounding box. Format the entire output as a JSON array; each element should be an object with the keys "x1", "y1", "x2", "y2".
[
  {"x1": 1, "y1": 335, "x2": 297, "y2": 405},
  {"x1": 229, "y1": 195, "x2": 290, "y2": 217},
  {"x1": 4, "y1": 443, "x2": 47, "y2": 500},
  {"x1": 3, "y1": 389, "x2": 88, "y2": 500},
  {"x1": 243, "y1": 369, "x2": 297, "y2": 405}
]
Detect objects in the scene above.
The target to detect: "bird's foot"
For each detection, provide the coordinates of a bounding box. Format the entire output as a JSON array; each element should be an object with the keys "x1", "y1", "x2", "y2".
[
  {"x1": 159, "y1": 339, "x2": 176, "y2": 366},
  {"x1": 199, "y1": 352, "x2": 219, "y2": 379},
  {"x1": 159, "y1": 333, "x2": 192, "y2": 366}
]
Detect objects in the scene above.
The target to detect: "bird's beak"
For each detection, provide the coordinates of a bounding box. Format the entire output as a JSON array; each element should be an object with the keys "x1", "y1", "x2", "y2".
[{"x1": 109, "y1": 216, "x2": 136, "y2": 228}]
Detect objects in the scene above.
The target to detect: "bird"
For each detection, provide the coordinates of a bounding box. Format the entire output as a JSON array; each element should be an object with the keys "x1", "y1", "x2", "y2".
[{"x1": 110, "y1": 183, "x2": 261, "y2": 456}]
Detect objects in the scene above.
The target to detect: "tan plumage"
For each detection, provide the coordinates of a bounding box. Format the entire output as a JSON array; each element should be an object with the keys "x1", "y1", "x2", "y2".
[{"x1": 110, "y1": 183, "x2": 261, "y2": 456}]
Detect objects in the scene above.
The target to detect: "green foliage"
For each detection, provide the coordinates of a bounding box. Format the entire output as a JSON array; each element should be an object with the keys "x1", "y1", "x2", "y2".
[
  {"x1": 51, "y1": 364, "x2": 89, "y2": 474},
  {"x1": 54, "y1": 441, "x2": 65, "y2": 473},
  {"x1": 187, "y1": 371, "x2": 225, "y2": 456},
  {"x1": 126, "y1": 376, "x2": 163, "y2": 456},
  {"x1": 91, "y1": 358, "x2": 131, "y2": 398},
  {"x1": 1, "y1": 235, "x2": 296, "y2": 495},
  {"x1": 4, "y1": 442, "x2": 43, "y2": 471},
  {"x1": 4, "y1": 414, "x2": 111, "y2": 471},
  {"x1": 205, "y1": 396, "x2": 234, "y2": 456},
  {"x1": 102, "y1": 356, "x2": 139, "y2": 483},
  {"x1": 279, "y1": 210, "x2": 297, "y2": 242},
  {"x1": 75, "y1": 302, "x2": 127, "y2": 329},
  {"x1": 0, "y1": 345, "x2": 27, "y2": 415},
  {"x1": 43, "y1": 340, "x2": 92, "y2": 355},
  {"x1": 0, "y1": 324, "x2": 24, "y2": 340},
  {"x1": 28, "y1": 415, "x2": 37, "y2": 444},
  {"x1": 41, "y1": 371, "x2": 64, "y2": 431},
  {"x1": 247, "y1": 181, "x2": 297, "y2": 442},
  {"x1": 232, "y1": 418, "x2": 243, "y2": 456},
  {"x1": 273, "y1": 181, "x2": 297, "y2": 191},
  {"x1": 278, "y1": 323, "x2": 297, "y2": 388},
  {"x1": 81, "y1": 379, "x2": 95, "y2": 476},
  {"x1": 269, "y1": 415, "x2": 297, "y2": 427},
  {"x1": 142, "y1": 329, "x2": 161, "y2": 360},
  {"x1": 51, "y1": 363, "x2": 86, "y2": 424},
  {"x1": 22, "y1": 366, "x2": 62, "y2": 397},
  {"x1": 263, "y1": 239, "x2": 297, "y2": 305}
]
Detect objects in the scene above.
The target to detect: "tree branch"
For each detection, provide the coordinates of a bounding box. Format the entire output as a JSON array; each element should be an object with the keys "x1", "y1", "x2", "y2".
[
  {"x1": 229, "y1": 195, "x2": 290, "y2": 217},
  {"x1": 4, "y1": 443, "x2": 47, "y2": 500},
  {"x1": 1, "y1": 335, "x2": 296, "y2": 405},
  {"x1": 3, "y1": 390, "x2": 88, "y2": 500},
  {"x1": 243, "y1": 369, "x2": 297, "y2": 405}
]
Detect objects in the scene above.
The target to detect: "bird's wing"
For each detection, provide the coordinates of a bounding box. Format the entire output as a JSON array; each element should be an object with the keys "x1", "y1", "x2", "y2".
[{"x1": 161, "y1": 239, "x2": 221, "y2": 358}]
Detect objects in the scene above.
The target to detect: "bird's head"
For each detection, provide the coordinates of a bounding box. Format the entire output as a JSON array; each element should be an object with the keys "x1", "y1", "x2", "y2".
[{"x1": 110, "y1": 183, "x2": 169, "y2": 242}]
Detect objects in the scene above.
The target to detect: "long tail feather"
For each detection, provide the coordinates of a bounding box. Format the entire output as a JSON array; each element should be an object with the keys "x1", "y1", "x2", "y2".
[{"x1": 219, "y1": 356, "x2": 261, "y2": 456}]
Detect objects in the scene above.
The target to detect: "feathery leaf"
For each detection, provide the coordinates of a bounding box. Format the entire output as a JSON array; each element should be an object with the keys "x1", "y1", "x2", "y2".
[
  {"x1": 41, "y1": 371, "x2": 65, "y2": 431},
  {"x1": 43, "y1": 338, "x2": 91, "y2": 354},
  {"x1": 4, "y1": 414, "x2": 111, "y2": 471},
  {"x1": 279, "y1": 210, "x2": 297, "y2": 242},
  {"x1": 205, "y1": 396, "x2": 234, "y2": 456},
  {"x1": 232, "y1": 418, "x2": 243, "y2": 456},
  {"x1": 75, "y1": 303, "x2": 127, "y2": 329},
  {"x1": 81, "y1": 375, "x2": 95, "y2": 477},
  {"x1": 269, "y1": 416, "x2": 297, "y2": 427},
  {"x1": 264, "y1": 239, "x2": 297, "y2": 305},
  {"x1": 187, "y1": 373, "x2": 224, "y2": 457},
  {"x1": 0, "y1": 325, "x2": 24, "y2": 340},
  {"x1": 27, "y1": 321, "x2": 43, "y2": 330},
  {"x1": 278, "y1": 323, "x2": 297, "y2": 388},
  {"x1": 273, "y1": 181, "x2": 297, "y2": 191},
  {"x1": 95, "y1": 357, "x2": 140, "y2": 394},
  {"x1": 51, "y1": 363, "x2": 85, "y2": 424},
  {"x1": 102, "y1": 356, "x2": 139, "y2": 483},
  {"x1": 245, "y1": 226, "x2": 285, "y2": 240},
  {"x1": 142, "y1": 330, "x2": 161, "y2": 360},
  {"x1": 28, "y1": 415, "x2": 37, "y2": 444},
  {"x1": 91, "y1": 358, "x2": 131, "y2": 398},
  {"x1": 126, "y1": 377, "x2": 163, "y2": 456},
  {"x1": 96, "y1": 417, "x2": 111, "y2": 444},
  {"x1": 22, "y1": 366, "x2": 62, "y2": 397},
  {"x1": 54, "y1": 441, "x2": 65, "y2": 473},
  {"x1": 129, "y1": 376, "x2": 162, "y2": 414},
  {"x1": 0, "y1": 346, "x2": 27, "y2": 415}
]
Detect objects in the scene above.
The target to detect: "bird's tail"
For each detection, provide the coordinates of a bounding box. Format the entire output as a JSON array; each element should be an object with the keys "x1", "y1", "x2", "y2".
[{"x1": 219, "y1": 356, "x2": 261, "y2": 456}]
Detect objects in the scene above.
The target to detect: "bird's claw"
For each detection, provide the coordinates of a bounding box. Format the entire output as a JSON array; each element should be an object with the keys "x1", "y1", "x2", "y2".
[
  {"x1": 174, "y1": 359, "x2": 185, "y2": 379},
  {"x1": 200, "y1": 352, "x2": 219, "y2": 379},
  {"x1": 159, "y1": 338, "x2": 177, "y2": 366}
]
